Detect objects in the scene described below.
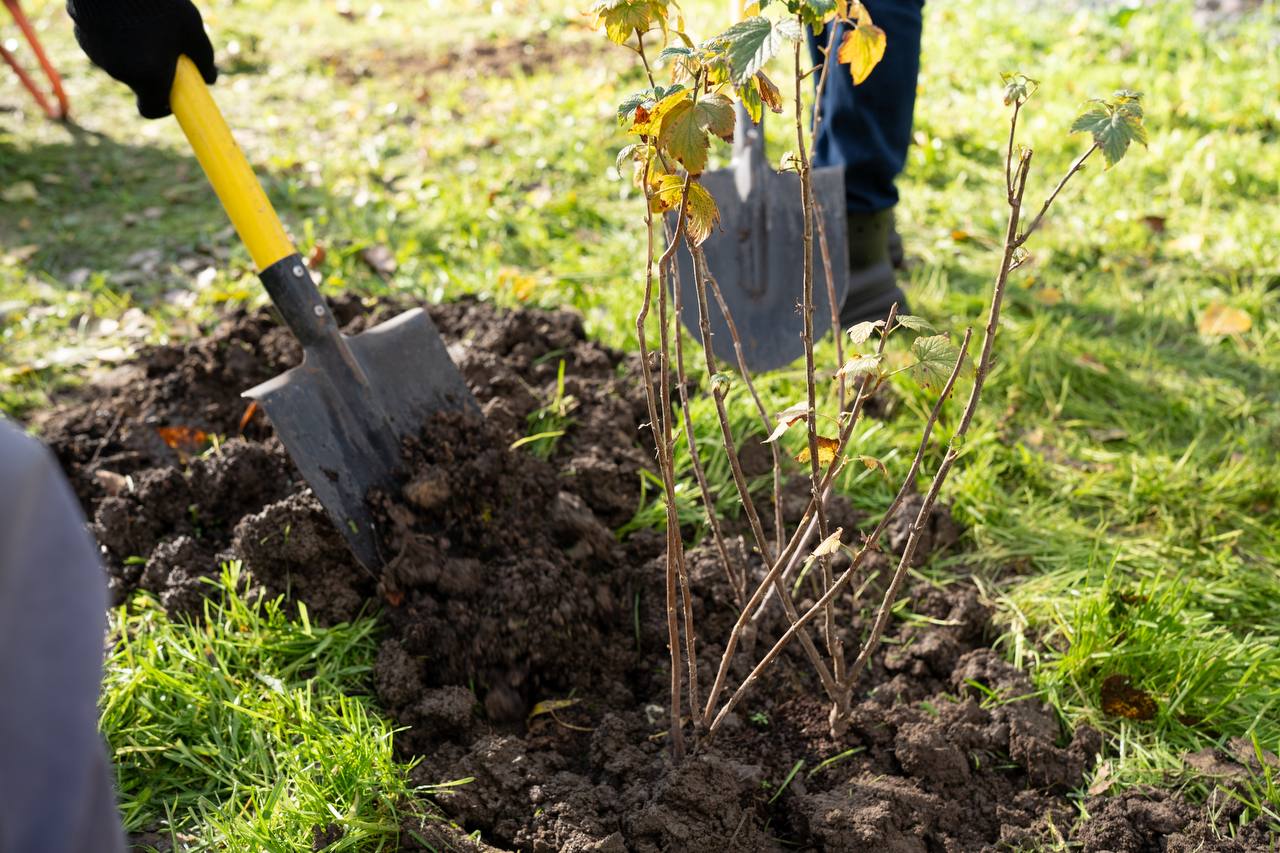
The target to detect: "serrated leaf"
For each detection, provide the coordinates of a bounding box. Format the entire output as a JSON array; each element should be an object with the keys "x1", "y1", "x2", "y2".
[
  {"x1": 648, "y1": 177, "x2": 719, "y2": 246},
  {"x1": 846, "y1": 319, "x2": 884, "y2": 344},
  {"x1": 712, "y1": 17, "x2": 786, "y2": 86},
  {"x1": 910, "y1": 334, "x2": 961, "y2": 386},
  {"x1": 630, "y1": 86, "x2": 685, "y2": 136},
  {"x1": 794, "y1": 435, "x2": 840, "y2": 467},
  {"x1": 710, "y1": 372, "x2": 733, "y2": 394},
  {"x1": 800, "y1": 0, "x2": 837, "y2": 26},
  {"x1": 835, "y1": 353, "x2": 881, "y2": 379},
  {"x1": 812, "y1": 527, "x2": 844, "y2": 558},
  {"x1": 656, "y1": 94, "x2": 735, "y2": 175},
  {"x1": 593, "y1": 0, "x2": 653, "y2": 45},
  {"x1": 658, "y1": 45, "x2": 700, "y2": 81},
  {"x1": 896, "y1": 314, "x2": 935, "y2": 333},
  {"x1": 684, "y1": 182, "x2": 720, "y2": 246},
  {"x1": 1070, "y1": 91, "x2": 1148, "y2": 168},
  {"x1": 774, "y1": 17, "x2": 804, "y2": 41},
  {"x1": 1197, "y1": 303, "x2": 1251, "y2": 336},
  {"x1": 649, "y1": 173, "x2": 687, "y2": 213},
  {"x1": 836, "y1": 20, "x2": 886, "y2": 85},
  {"x1": 615, "y1": 142, "x2": 649, "y2": 174}
]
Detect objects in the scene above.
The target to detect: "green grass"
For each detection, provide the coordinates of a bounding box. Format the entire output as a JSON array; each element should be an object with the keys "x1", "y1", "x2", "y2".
[
  {"x1": 101, "y1": 563, "x2": 452, "y2": 850},
  {"x1": 4, "y1": 0, "x2": 1279, "y2": 841}
]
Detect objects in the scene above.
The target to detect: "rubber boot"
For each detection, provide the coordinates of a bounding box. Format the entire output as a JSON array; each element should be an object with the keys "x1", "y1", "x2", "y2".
[
  {"x1": 888, "y1": 212, "x2": 905, "y2": 270},
  {"x1": 840, "y1": 209, "x2": 908, "y2": 328}
]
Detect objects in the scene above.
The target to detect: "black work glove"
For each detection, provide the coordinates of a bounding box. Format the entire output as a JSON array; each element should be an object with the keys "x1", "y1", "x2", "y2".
[{"x1": 67, "y1": 0, "x2": 217, "y2": 119}]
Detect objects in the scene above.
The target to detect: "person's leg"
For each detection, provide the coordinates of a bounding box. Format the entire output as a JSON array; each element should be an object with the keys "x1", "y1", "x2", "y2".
[{"x1": 808, "y1": 0, "x2": 924, "y2": 323}]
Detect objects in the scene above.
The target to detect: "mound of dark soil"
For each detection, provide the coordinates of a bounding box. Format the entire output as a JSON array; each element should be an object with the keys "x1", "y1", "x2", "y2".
[{"x1": 32, "y1": 297, "x2": 1272, "y2": 851}]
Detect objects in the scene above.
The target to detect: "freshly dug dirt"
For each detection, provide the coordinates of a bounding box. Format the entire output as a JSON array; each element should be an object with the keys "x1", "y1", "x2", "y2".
[{"x1": 33, "y1": 297, "x2": 1273, "y2": 851}]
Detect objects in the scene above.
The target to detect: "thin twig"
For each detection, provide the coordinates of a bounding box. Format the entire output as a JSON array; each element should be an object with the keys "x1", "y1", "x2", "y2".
[
  {"x1": 710, "y1": 327, "x2": 973, "y2": 732},
  {"x1": 1016, "y1": 142, "x2": 1097, "y2": 246},
  {"x1": 793, "y1": 32, "x2": 846, "y2": 706}
]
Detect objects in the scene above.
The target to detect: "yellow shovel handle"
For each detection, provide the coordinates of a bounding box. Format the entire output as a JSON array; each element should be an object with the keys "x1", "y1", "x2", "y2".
[{"x1": 169, "y1": 56, "x2": 295, "y2": 271}]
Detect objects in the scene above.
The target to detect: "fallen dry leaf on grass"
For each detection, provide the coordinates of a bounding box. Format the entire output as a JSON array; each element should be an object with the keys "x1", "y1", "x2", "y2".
[{"x1": 1197, "y1": 303, "x2": 1251, "y2": 336}]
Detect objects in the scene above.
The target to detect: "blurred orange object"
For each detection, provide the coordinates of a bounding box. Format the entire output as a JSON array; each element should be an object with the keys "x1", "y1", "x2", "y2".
[{"x1": 2, "y1": 0, "x2": 70, "y2": 120}]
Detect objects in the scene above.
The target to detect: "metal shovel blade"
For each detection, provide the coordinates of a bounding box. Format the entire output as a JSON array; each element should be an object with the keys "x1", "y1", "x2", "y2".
[
  {"x1": 671, "y1": 105, "x2": 849, "y2": 374},
  {"x1": 246, "y1": 304, "x2": 475, "y2": 570}
]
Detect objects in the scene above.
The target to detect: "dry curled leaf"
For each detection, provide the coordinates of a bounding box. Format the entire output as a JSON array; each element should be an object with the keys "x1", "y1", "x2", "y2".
[
  {"x1": 794, "y1": 435, "x2": 840, "y2": 467},
  {"x1": 1100, "y1": 674, "x2": 1157, "y2": 721},
  {"x1": 812, "y1": 527, "x2": 844, "y2": 558},
  {"x1": 1197, "y1": 303, "x2": 1251, "y2": 336},
  {"x1": 857, "y1": 455, "x2": 889, "y2": 479},
  {"x1": 764, "y1": 402, "x2": 809, "y2": 443}
]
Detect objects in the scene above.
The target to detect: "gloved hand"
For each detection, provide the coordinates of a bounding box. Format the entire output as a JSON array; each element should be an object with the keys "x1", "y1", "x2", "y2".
[{"x1": 67, "y1": 0, "x2": 217, "y2": 119}]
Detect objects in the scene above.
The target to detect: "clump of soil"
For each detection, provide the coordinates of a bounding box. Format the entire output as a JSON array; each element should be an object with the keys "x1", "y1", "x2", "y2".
[{"x1": 33, "y1": 297, "x2": 1266, "y2": 851}]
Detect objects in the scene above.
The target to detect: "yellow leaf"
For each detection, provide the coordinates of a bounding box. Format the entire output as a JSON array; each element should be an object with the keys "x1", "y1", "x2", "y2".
[
  {"x1": 683, "y1": 183, "x2": 720, "y2": 246},
  {"x1": 648, "y1": 173, "x2": 686, "y2": 214},
  {"x1": 1197, "y1": 303, "x2": 1251, "y2": 336},
  {"x1": 650, "y1": 174, "x2": 719, "y2": 245},
  {"x1": 857, "y1": 455, "x2": 889, "y2": 480},
  {"x1": 528, "y1": 698, "x2": 579, "y2": 720},
  {"x1": 1034, "y1": 287, "x2": 1063, "y2": 306},
  {"x1": 836, "y1": 20, "x2": 886, "y2": 85},
  {"x1": 794, "y1": 435, "x2": 840, "y2": 467},
  {"x1": 497, "y1": 266, "x2": 537, "y2": 302}
]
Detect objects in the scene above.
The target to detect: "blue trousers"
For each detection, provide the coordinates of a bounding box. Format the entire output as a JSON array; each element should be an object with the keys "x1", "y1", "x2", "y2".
[{"x1": 808, "y1": 0, "x2": 924, "y2": 214}]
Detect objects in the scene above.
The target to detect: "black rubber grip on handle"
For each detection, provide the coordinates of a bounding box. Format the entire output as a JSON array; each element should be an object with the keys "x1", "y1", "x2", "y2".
[{"x1": 258, "y1": 254, "x2": 342, "y2": 350}]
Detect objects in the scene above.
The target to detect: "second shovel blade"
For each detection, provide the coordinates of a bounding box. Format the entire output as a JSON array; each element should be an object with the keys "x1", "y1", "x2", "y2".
[{"x1": 672, "y1": 164, "x2": 849, "y2": 374}]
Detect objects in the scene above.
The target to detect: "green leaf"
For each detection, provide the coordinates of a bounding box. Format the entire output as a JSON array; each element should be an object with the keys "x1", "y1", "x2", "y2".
[
  {"x1": 836, "y1": 354, "x2": 882, "y2": 379},
  {"x1": 799, "y1": 0, "x2": 837, "y2": 26},
  {"x1": 656, "y1": 94, "x2": 735, "y2": 175},
  {"x1": 1070, "y1": 90, "x2": 1148, "y2": 168},
  {"x1": 711, "y1": 17, "x2": 787, "y2": 86},
  {"x1": 774, "y1": 17, "x2": 805, "y2": 41},
  {"x1": 910, "y1": 334, "x2": 962, "y2": 387},
  {"x1": 617, "y1": 93, "x2": 649, "y2": 127},
  {"x1": 657, "y1": 46, "x2": 694, "y2": 62},
  {"x1": 896, "y1": 314, "x2": 935, "y2": 333},
  {"x1": 615, "y1": 142, "x2": 650, "y2": 176}
]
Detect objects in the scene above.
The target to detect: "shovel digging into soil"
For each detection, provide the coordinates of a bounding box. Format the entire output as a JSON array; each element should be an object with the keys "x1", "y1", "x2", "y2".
[{"x1": 167, "y1": 56, "x2": 477, "y2": 569}]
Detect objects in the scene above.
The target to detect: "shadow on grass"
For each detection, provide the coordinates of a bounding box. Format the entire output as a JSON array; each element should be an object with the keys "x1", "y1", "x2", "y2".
[{"x1": 0, "y1": 122, "x2": 339, "y2": 297}]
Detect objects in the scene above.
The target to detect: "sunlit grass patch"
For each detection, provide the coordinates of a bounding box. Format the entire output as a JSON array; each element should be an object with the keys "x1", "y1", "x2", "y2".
[{"x1": 100, "y1": 563, "x2": 454, "y2": 850}]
